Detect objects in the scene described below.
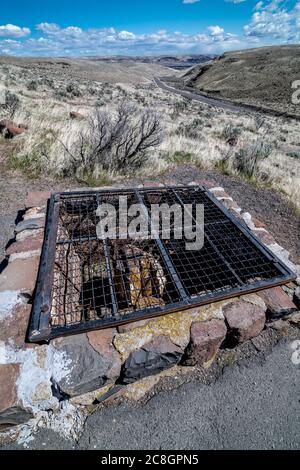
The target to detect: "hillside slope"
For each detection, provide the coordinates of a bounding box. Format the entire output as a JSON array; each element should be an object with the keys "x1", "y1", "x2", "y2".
[
  {"x1": 182, "y1": 45, "x2": 300, "y2": 117},
  {"x1": 0, "y1": 56, "x2": 177, "y2": 84}
]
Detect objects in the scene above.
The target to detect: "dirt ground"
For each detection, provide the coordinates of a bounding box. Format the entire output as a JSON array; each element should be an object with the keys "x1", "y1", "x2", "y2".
[
  {"x1": 163, "y1": 164, "x2": 300, "y2": 264},
  {"x1": 0, "y1": 164, "x2": 299, "y2": 266}
]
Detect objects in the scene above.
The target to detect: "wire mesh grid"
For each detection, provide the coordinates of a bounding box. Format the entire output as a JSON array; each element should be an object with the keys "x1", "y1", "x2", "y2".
[
  {"x1": 51, "y1": 190, "x2": 182, "y2": 328},
  {"x1": 29, "y1": 186, "x2": 296, "y2": 341}
]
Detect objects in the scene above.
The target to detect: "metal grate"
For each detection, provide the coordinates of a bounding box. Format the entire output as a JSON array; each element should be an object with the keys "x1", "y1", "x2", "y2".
[{"x1": 29, "y1": 186, "x2": 296, "y2": 342}]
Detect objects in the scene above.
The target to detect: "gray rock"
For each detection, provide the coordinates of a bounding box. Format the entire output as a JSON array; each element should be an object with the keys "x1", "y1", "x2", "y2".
[
  {"x1": 120, "y1": 336, "x2": 182, "y2": 385},
  {"x1": 293, "y1": 286, "x2": 300, "y2": 309},
  {"x1": 0, "y1": 407, "x2": 33, "y2": 431},
  {"x1": 14, "y1": 218, "x2": 45, "y2": 235},
  {"x1": 53, "y1": 334, "x2": 115, "y2": 397}
]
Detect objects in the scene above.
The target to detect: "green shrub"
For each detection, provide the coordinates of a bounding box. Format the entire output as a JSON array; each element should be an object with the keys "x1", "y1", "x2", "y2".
[
  {"x1": 66, "y1": 83, "x2": 82, "y2": 97},
  {"x1": 232, "y1": 140, "x2": 273, "y2": 178},
  {"x1": 53, "y1": 89, "x2": 68, "y2": 100},
  {"x1": 27, "y1": 80, "x2": 38, "y2": 91},
  {"x1": 287, "y1": 151, "x2": 300, "y2": 160},
  {"x1": 221, "y1": 124, "x2": 242, "y2": 144},
  {"x1": 175, "y1": 118, "x2": 203, "y2": 139},
  {"x1": 168, "y1": 151, "x2": 194, "y2": 164}
]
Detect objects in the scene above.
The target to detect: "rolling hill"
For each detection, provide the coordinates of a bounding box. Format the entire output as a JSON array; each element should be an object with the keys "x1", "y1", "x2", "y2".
[{"x1": 182, "y1": 45, "x2": 300, "y2": 117}]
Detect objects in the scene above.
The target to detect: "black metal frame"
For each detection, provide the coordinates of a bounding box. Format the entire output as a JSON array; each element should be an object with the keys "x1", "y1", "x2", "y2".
[{"x1": 28, "y1": 185, "x2": 296, "y2": 342}]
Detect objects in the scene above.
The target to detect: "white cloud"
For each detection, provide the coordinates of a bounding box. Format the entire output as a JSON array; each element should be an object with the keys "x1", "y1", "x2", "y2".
[
  {"x1": 254, "y1": 1, "x2": 264, "y2": 10},
  {"x1": 207, "y1": 25, "x2": 225, "y2": 36},
  {"x1": 244, "y1": 0, "x2": 300, "y2": 41},
  {"x1": 0, "y1": 23, "x2": 255, "y2": 57},
  {"x1": 4, "y1": 2, "x2": 300, "y2": 59},
  {"x1": 0, "y1": 24, "x2": 30, "y2": 38},
  {"x1": 225, "y1": 0, "x2": 246, "y2": 4},
  {"x1": 118, "y1": 30, "x2": 136, "y2": 40},
  {"x1": 182, "y1": 0, "x2": 200, "y2": 4}
]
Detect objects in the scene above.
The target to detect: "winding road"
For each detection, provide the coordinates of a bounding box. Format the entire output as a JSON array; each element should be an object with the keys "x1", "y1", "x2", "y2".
[{"x1": 154, "y1": 77, "x2": 246, "y2": 114}]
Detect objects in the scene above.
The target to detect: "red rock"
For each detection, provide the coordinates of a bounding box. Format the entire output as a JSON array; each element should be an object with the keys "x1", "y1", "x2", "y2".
[
  {"x1": 214, "y1": 190, "x2": 231, "y2": 199},
  {"x1": 221, "y1": 198, "x2": 240, "y2": 211},
  {"x1": 183, "y1": 319, "x2": 227, "y2": 366},
  {"x1": 0, "y1": 364, "x2": 33, "y2": 429},
  {"x1": 4, "y1": 126, "x2": 26, "y2": 139},
  {"x1": 223, "y1": 300, "x2": 266, "y2": 343},
  {"x1": 6, "y1": 233, "x2": 44, "y2": 256},
  {"x1": 0, "y1": 303, "x2": 33, "y2": 349},
  {"x1": 251, "y1": 217, "x2": 267, "y2": 229},
  {"x1": 25, "y1": 191, "x2": 51, "y2": 209},
  {"x1": 87, "y1": 328, "x2": 121, "y2": 379},
  {"x1": 0, "y1": 257, "x2": 40, "y2": 294},
  {"x1": 258, "y1": 287, "x2": 297, "y2": 319},
  {"x1": 70, "y1": 111, "x2": 85, "y2": 120},
  {"x1": 87, "y1": 328, "x2": 115, "y2": 355},
  {"x1": 145, "y1": 335, "x2": 182, "y2": 355},
  {"x1": 252, "y1": 229, "x2": 275, "y2": 245}
]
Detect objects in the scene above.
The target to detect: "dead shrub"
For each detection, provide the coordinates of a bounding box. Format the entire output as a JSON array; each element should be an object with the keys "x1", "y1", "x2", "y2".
[
  {"x1": 1, "y1": 91, "x2": 20, "y2": 118},
  {"x1": 61, "y1": 103, "x2": 163, "y2": 178}
]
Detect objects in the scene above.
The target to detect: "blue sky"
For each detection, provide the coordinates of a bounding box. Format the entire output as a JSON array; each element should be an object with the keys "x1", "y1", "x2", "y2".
[{"x1": 0, "y1": 0, "x2": 300, "y2": 56}]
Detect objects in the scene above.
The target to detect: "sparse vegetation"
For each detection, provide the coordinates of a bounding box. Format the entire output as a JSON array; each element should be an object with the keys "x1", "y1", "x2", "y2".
[
  {"x1": 0, "y1": 56, "x2": 299, "y2": 208},
  {"x1": 182, "y1": 45, "x2": 300, "y2": 118},
  {"x1": 60, "y1": 103, "x2": 163, "y2": 179}
]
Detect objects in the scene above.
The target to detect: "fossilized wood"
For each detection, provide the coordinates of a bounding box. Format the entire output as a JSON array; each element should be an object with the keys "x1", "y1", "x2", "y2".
[{"x1": 113, "y1": 245, "x2": 167, "y2": 312}]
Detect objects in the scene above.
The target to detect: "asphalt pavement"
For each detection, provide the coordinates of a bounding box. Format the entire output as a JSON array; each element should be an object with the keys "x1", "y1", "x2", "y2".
[{"x1": 2, "y1": 340, "x2": 300, "y2": 450}]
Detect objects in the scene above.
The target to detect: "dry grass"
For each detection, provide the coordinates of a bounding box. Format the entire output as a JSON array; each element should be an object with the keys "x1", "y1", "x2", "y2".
[{"x1": 0, "y1": 59, "x2": 300, "y2": 207}]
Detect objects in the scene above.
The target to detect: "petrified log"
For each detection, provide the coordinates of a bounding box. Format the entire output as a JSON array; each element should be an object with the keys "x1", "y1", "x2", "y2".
[{"x1": 113, "y1": 245, "x2": 167, "y2": 312}]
